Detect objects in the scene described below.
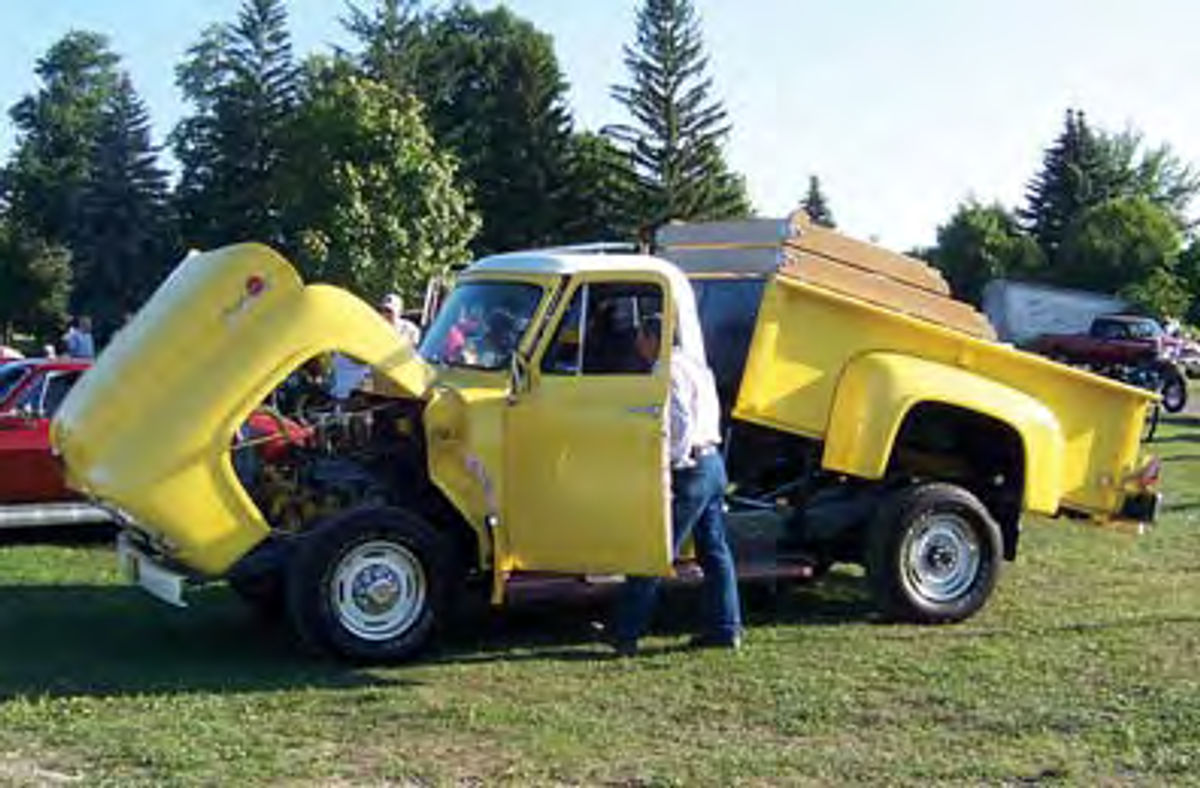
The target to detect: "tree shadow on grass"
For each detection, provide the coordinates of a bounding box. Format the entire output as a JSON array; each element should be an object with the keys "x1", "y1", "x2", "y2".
[{"x1": 0, "y1": 584, "x2": 411, "y2": 702}]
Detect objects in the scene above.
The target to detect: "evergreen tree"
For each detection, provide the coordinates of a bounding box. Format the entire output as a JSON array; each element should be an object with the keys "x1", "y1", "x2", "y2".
[
  {"x1": 801, "y1": 175, "x2": 836, "y2": 228},
  {"x1": 559, "y1": 131, "x2": 639, "y2": 244},
  {"x1": 279, "y1": 63, "x2": 479, "y2": 300},
  {"x1": 173, "y1": 0, "x2": 299, "y2": 249},
  {"x1": 341, "y1": 0, "x2": 424, "y2": 88},
  {"x1": 3, "y1": 32, "x2": 120, "y2": 248},
  {"x1": 1021, "y1": 109, "x2": 1112, "y2": 263},
  {"x1": 75, "y1": 75, "x2": 174, "y2": 332},
  {"x1": 608, "y1": 0, "x2": 750, "y2": 233}
]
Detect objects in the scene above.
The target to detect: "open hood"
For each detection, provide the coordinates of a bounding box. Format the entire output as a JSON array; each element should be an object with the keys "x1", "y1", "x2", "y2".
[{"x1": 52, "y1": 243, "x2": 433, "y2": 575}]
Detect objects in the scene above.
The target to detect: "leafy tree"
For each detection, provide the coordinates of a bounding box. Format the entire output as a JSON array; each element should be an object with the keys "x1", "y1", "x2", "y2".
[
  {"x1": 3, "y1": 32, "x2": 120, "y2": 247},
  {"x1": 1095, "y1": 129, "x2": 1200, "y2": 225},
  {"x1": 928, "y1": 200, "x2": 1044, "y2": 305},
  {"x1": 0, "y1": 218, "x2": 71, "y2": 345},
  {"x1": 173, "y1": 0, "x2": 299, "y2": 249},
  {"x1": 280, "y1": 64, "x2": 479, "y2": 301},
  {"x1": 1055, "y1": 195, "x2": 1182, "y2": 294},
  {"x1": 801, "y1": 175, "x2": 835, "y2": 228},
  {"x1": 608, "y1": 0, "x2": 750, "y2": 232},
  {"x1": 74, "y1": 75, "x2": 174, "y2": 332},
  {"x1": 1119, "y1": 267, "x2": 1190, "y2": 320}
]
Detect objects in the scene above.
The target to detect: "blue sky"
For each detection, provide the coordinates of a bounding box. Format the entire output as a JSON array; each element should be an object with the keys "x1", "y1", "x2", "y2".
[{"x1": 3, "y1": 1, "x2": 1200, "y2": 250}]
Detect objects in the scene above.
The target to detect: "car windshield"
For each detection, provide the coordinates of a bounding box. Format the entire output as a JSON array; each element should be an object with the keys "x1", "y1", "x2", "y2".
[
  {"x1": 1127, "y1": 320, "x2": 1162, "y2": 339},
  {"x1": 0, "y1": 363, "x2": 29, "y2": 405},
  {"x1": 420, "y1": 280, "x2": 543, "y2": 370}
]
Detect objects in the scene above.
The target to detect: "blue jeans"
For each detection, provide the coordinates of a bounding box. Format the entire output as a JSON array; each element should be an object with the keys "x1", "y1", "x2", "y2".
[{"x1": 615, "y1": 451, "x2": 742, "y2": 643}]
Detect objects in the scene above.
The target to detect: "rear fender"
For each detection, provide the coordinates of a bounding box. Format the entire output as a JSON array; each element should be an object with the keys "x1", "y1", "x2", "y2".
[{"x1": 822, "y1": 352, "x2": 1065, "y2": 515}]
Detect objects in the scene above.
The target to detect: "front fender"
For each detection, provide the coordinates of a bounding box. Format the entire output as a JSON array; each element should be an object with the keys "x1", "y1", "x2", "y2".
[
  {"x1": 822, "y1": 352, "x2": 1065, "y2": 514},
  {"x1": 53, "y1": 244, "x2": 434, "y2": 575}
]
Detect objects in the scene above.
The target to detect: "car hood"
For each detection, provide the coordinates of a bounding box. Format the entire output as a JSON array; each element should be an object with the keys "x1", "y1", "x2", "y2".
[{"x1": 52, "y1": 243, "x2": 434, "y2": 575}]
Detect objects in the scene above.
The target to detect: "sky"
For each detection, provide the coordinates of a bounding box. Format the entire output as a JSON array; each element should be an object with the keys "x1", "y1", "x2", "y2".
[{"x1": 3, "y1": 0, "x2": 1200, "y2": 251}]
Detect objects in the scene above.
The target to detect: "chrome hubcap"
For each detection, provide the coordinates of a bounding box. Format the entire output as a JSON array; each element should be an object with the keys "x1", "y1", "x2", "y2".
[
  {"x1": 331, "y1": 540, "x2": 426, "y2": 641},
  {"x1": 903, "y1": 513, "x2": 981, "y2": 603}
]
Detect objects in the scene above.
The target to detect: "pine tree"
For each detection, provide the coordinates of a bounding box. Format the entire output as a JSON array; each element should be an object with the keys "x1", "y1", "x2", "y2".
[
  {"x1": 341, "y1": 0, "x2": 424, "y2": 88},
  {"x1": 1021, "y1": 109, "x2": 1114, "y2": 263},
  {"x1": 173, "y1": 0, "x2": 298, "y2": 249},
  {"x1": 75, "y1": 75, "x2": 173, "y2": 332},
  {"x1": 3, "y1": 32, "x2": 120, "y2": 248},
  {"x1": 801, "y1": 175, "x2": 835, "y2": 228},
  {"x1": 608, "y1": 0, "x2": 750, "y2": 233}
]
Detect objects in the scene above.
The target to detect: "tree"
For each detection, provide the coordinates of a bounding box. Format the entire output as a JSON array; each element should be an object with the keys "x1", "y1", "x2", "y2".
[
  {"x1": 608, "y1": 0, "x2": 750, "y2": 232},
  {"x1": 395, "y1": 4, "x2": 577, "y2": 254},
  {"x1": 928, "y1": 201, "x2": 1044, "y2": 305},
  {"x1": 341, "y1": 0, "x2": 424, "y2": 88},
  {"x1": 74, "y1": 75, "x2": 174, "y2": 332},
  {"x1": 173, "y1": 0, "x2": 299, "y2": 249},
  {"x1": 558, "y1": 131, "x2": 638, "y2": 243},
  {"x1": 3, "y1": 32, "x2": 121, "y2": 248},
  {"x1": 1055, "y1": 195, "x2": 1182, "y2": 295},
  {"x1": 1020, "y1": 109, "x2": 1113, "y2": 263},
  {"x1": 1095, "y1": 129, "x2": 1200, "y2": 226},
  {"x1": 801, "y1": 175, "x2": 835, "y2": 228},
  {"x1": 0, "y1": 218, "x2": 71, "y2": 345},
  {"x1": 279, "y1": 65, "x2": 479, "y2": 301}
]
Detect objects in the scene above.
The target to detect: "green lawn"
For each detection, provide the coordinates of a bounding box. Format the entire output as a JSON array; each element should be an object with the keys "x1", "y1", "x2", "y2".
[{"x1": 2, "y1": 424, "x2": 1200, "y2": 786}]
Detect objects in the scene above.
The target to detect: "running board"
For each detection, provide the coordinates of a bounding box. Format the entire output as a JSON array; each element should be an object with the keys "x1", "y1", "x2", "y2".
[{"x1": 0, "y1": 502, "x2": 116, "y2": 529}]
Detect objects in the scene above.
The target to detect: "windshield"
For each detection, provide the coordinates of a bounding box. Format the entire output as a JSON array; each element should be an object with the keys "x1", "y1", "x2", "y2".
[
  {"x1": 0, "y1": 363, "x2": 29, "y2": 406},
  {"x1": 420, "y1": 280, "x2": 543, "y2": 370}
]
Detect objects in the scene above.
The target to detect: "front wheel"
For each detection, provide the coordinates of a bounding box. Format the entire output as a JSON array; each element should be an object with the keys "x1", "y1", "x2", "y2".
[
  {"x1": 866, "y1": 483, "x2": 1002, "y2": 624},
  {"x1": 286, "y1": 507, "x2": 456, "y2": 662}
]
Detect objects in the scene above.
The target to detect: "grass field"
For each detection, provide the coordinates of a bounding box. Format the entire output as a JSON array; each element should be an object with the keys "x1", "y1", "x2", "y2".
[{"x1": 1, "y1": 422, "x2": 1199, "y2": 786}]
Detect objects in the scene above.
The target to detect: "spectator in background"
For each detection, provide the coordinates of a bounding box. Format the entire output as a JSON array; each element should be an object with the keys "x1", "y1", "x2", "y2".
[
  {"x1": 63, "y1": 316, "x2": 95, "y2": 359},
  {"x1": 379, "y1": 293, "x2": 422, "y2": 347}
]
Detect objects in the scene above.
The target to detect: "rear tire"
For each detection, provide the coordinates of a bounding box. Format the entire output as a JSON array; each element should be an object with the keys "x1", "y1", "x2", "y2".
[
  {"x1": 866, "y1": 482, "x2": 1002, "y2": 624},
  {"x1": 1160, "y1": 369, "x2": 1187, "y2": 413},
  {"x1": 286, "y1": 506, "x2": 456, "y2": 662}
]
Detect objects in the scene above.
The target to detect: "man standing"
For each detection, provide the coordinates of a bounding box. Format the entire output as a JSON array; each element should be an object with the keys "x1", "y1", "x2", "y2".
[
  {"x1": 63, "y1": 316, "x2": 96, "y2": 359},
  {"x1": 379, "y1": 293, "x2": 422, "y2": 347},
  {"x1": 613, "y1": 314, "x2": 743, "y2": 655}
]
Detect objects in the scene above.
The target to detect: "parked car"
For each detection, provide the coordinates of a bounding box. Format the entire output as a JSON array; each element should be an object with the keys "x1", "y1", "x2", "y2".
[
  {"x1": 0, "y1": 358, "x2": 113, "y2": 528},
  {"x1": 1029, "y1": 314, "x2": 1189, "y2": 412}
]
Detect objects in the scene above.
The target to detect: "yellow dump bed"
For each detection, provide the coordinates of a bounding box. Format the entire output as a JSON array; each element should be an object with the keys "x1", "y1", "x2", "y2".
[{"x1": 658, "y1": 213, "x2": 1156, "y2": 522}]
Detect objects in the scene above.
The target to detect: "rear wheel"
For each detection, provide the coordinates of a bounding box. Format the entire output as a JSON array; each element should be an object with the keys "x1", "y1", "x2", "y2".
[
  {"x1": 286, "y1": 507, "x2": 456, "y2": 662},
  {"x1": 866, "y1": 483, "x2": 1002, "y2": 624},
  {"x1": 1160, "y1": 369, "x2": 1187, "y2": 413}
]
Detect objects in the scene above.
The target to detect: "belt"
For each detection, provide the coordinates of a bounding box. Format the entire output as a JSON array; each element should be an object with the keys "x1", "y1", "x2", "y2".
[{"x1": 672, "y1": 443, "x2": 718, "y2": 471}]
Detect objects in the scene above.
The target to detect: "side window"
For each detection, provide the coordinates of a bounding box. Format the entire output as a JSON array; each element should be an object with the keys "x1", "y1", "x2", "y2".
[
  {"x1": 42, "y1": 372, "x2": 81, "y2": 417},
  {"x1": 16, "y1": 376, "x2": 47, "y2": 414},
  {"x1": 541, "y1": 282, "x2": 664, "y2": 375}
]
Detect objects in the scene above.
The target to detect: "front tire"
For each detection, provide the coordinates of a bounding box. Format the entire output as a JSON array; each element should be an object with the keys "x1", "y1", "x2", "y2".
[
  {"x1": 866, "y1": 483, "x2": 1002, "y2": 624},
  {"x1": 286, "y1": 507, "x2": 455, "y2": 662}
]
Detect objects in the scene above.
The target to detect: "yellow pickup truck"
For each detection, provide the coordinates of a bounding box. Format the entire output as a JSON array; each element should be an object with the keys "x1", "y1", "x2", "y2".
[{"x1": 52, "y1": 215, "x2": 1159, "y2": 661}]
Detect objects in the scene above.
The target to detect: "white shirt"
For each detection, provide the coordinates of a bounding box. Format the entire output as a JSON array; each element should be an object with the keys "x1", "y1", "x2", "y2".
[{"x1": 667, "y1": 349, "x2": 722, "y2": 468}]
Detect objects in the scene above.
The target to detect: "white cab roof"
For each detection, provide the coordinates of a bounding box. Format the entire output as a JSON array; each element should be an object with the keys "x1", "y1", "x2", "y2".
[{"x1": 465, "y1": 251, "x2": 708, "y2": 365}]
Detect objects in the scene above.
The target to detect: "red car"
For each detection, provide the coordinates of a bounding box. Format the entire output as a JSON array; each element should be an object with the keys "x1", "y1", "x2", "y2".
[
  {"x1": 0, "y1": 358, "x2": 112, "y2": 528},
  {"x1": 0, "y1": 357, "x2": 311, "y2": 530}
]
